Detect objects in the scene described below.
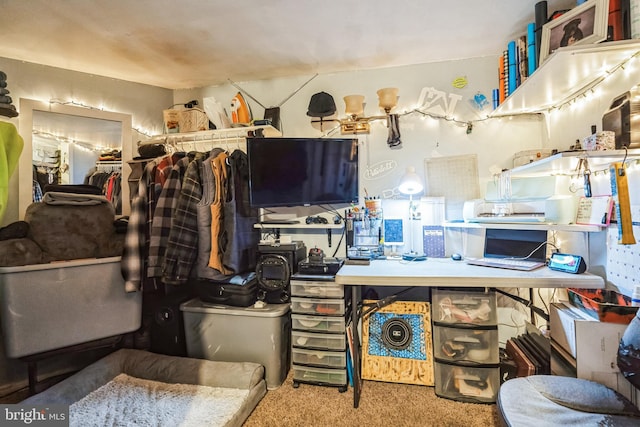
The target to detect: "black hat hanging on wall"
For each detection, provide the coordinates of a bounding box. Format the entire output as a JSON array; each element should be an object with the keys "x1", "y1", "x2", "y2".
[
  {"x1": 0, "y1": 71, "x2": 18, "y2": 118},
  {"x1": 307, "y1": 91, "x2": 339, "y2": 131}
]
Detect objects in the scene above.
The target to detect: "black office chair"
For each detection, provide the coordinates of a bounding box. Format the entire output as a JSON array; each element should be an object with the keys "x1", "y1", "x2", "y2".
[{"x1": 497, "y1": 308, "x2": 640, "y2": 426}]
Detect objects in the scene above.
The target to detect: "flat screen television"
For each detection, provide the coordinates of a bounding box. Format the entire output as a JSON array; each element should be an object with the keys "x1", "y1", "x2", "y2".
[{"x1": 247, "y1": 137, "x2": 359, "y2": 208}]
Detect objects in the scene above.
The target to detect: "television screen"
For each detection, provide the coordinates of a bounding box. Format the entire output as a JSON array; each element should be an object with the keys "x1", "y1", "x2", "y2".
[{"x1": 247, "y1": 137, "x2": 359, "y2": 208}]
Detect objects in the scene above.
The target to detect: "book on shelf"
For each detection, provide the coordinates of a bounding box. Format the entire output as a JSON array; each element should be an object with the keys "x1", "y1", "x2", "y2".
[
  {"x1": 517, "y1": 35, "x2": 528, "y2": 86},
  {"x1": 507, "y1": 40, "x2": 517, "y2": 95},
  {"x1": 527, "y1": 22, "x2": 537, "y2": 76},
  {"x1": 503, "y1": 50, "x2": 509, "y2": 99},
  {"x1": 498, "y1": 55, "x2": 506, "y2": 104}
]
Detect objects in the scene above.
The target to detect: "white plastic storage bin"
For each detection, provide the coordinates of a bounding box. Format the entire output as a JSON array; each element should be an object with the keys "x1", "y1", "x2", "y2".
[
  {"x1": 434, "y1": 359, "x2": 500, "y2": 403},
  {"x1": 0, "y1": 257, "x2": 142, "y2": 358},
  {"x1": 292, "y1": 330, "x2": 346, "y2": 351},
  {"x1": 290, "y1": 279, "x2": 344, "y2": 298},
  {"x1": 180, "y1": 298, "x2": 291, "y2": 389},
  {"x1": 292, "y1": 314, "x2": 345, "y2": 333},
  {"x1": 433, "y1": 325, "x2": 499, "y2": 364},
  {"x1": 290, "y1": 297, "x2": 345, "y2": 316},
  {"x1": 292, "y1": 348, "x2": 346, "y2": 368},
  {"x1": 432, "y1": 288, "x2": 497, "y2": 326}
]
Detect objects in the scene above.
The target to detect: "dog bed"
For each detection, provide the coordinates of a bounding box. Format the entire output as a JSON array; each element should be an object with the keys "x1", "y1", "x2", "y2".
[{"x1": 21, "y1": 348, "x2": 266, "y2": 427}]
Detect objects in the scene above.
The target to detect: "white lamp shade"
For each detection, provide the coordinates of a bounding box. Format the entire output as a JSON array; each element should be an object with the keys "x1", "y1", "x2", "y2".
[
  {"x1": 344, "y1": 95, "x2": 365, "y2": 116},
  {"x1": 398, "y1": 166, "x2": 423, "y2": 195},
  {"x1": 377, "y1": 87, "x2": 399, "y2": 111}
]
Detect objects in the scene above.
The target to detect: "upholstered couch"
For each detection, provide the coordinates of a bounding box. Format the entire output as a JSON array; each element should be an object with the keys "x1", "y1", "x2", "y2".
[{"x1": 21, "y1": 348, "x2": 267, "y2": 427}]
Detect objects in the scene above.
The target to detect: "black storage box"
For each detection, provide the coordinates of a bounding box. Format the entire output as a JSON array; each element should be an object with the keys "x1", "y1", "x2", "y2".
[{"x1": 193, "y1": 277, "x2": 258, "y2": 307}]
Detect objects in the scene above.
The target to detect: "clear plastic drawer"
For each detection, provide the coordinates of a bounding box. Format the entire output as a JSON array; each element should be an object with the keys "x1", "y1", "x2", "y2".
[
  {"x1": 292, "y1": 314, "x2": 345, "y2": 333},
  {"x1": 291, "y1": 330, "x2": 346, "y2": 351},
  {"x1": 290, "y1": 297, "x2": 345, "y2": 316},
  {"x1": 434, "y1": 360, "x2": 499, "y2": 403},
  {"x1": 433, "y1": 325, "x2": 499, "y2": 364},
  {"x1": 292, "y1": 365, "x2": 347, "y2": 386},
  {"x1": 290, "y1": 280, "x2": 344, "y2": 298},
  {"x1": 432, "y1": 288, "x2": 497, "y2": 326},
  {"x1": 292, "y1": 348, "x2": 346, "y2": 368}
]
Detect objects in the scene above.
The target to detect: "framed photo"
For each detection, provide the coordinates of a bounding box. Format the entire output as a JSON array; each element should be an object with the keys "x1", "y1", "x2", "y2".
[{"x1": 539, "y1": 0, "x2": 609, "y2": 64}]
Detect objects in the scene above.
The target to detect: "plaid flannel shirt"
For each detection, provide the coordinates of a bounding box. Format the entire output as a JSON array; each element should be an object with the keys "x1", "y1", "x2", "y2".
[
  {"x1": 162, "y1": 158, "x2": 203, "y2": 285},
  {"x1": 147, "y1": 155, "x2": 192, "y2": 277},
  {"x1": 121, "y1": 159, "x2": 157, "y2": 292}
]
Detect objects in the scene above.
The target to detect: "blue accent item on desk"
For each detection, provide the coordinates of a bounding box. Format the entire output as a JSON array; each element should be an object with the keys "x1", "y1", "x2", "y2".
[{"x1": 527, "y1": 22, "x2": 537, "y2": 76}]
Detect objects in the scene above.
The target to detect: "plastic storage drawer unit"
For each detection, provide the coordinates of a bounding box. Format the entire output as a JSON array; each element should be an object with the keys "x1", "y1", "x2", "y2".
[{"x1": 180, "y1": 298, "x2": 291, "y2": 389}]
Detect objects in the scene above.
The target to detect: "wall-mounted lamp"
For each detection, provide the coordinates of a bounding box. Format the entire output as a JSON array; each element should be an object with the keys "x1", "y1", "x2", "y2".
[{"x1": 340, "y1": 88, "x2": 399, "y2": 135}]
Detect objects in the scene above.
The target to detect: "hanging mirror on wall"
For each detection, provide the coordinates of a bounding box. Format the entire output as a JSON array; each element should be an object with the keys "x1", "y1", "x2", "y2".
[{"x1": 18, "y1": 98, "x2": 132, "y2": 219}]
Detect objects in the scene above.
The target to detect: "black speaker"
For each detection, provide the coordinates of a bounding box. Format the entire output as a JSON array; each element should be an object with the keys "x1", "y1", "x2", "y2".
[
  {"x1": 256, "y1": 241, "x2": 306, "y2": 304},
  {"x1": 149, "y1": 291, "x2": 193, "y2": 356}
]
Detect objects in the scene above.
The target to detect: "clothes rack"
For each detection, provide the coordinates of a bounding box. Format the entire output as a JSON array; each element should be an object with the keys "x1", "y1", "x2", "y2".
[
  {"x1": 95, "y1": 160, "x2": 122, "y2": 173},
  {"x1": 138, "y1": 125, "x2": 282, "y2": 152}
]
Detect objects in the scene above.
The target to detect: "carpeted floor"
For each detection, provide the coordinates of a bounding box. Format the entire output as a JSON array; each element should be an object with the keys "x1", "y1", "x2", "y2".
[{"x1": 244, "y1": 371, "x2": 499, "y2": 427}]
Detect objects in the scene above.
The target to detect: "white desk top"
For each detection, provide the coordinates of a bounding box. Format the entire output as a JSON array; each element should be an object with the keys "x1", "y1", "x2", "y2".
[{"x1": 335, "y1": 258, "x2": 605, "y2": 289}]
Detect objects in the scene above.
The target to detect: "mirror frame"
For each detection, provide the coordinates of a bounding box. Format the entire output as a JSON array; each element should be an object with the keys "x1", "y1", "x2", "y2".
[{"x1": 18, "y1": 98, "x2": 133, "y2": 218}]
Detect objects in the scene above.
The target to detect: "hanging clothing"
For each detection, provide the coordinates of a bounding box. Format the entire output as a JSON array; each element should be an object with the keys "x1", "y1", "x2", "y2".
[
  {"x1": 147, "y1": 153, "x2": 198, "y2": 278},
  {"x1": 162, "y1": 158, "x2": 203, "y2": 286},
  {"x1": 208, "y1": 151, "x2": 230, "y2": 274},
  {"x1": 195, "y1": 148, "x2": 229, "y2": 281},
  {"x1": 0, "y1": 122, "x2": 24, "y2": 221},
  {"x1": 220, "y1": 149, "x2": 260, "y2": 274}
]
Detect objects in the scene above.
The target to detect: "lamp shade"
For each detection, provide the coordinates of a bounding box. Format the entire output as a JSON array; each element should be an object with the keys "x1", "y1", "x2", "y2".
[
  {"x1": 377, "y1": 87, "x2": 399, "y2": 111},
  {"x1": 398, "y1": 166, "x2": 423, "y2": 195},
  {"x1": 344, "y1": 95, "x2": 365, "y2": 116}
]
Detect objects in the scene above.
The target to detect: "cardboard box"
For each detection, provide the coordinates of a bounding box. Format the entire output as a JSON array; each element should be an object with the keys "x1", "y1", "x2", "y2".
[{"x1": 550, "y1": 301, "x2": 635, "y2": 403}]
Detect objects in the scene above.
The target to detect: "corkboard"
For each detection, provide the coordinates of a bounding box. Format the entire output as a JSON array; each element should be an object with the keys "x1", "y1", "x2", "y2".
[{"x1": 362, "y1": 300, "x2": 434, "y2": 386}]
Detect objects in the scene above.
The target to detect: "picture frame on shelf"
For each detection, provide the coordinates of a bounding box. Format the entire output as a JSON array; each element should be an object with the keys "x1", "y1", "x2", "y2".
[{"x1": 539, "y1": 0, "x2": 609, "y2": 64}]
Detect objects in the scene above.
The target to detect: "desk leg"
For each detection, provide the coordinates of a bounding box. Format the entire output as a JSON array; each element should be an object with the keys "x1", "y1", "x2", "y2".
[{"x1": 351, "y1": 285, "x2": 361, "y2": 408}]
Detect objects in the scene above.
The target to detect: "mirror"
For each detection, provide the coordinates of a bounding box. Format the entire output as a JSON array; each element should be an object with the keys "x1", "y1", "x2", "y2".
[{"x1": 18, "y1": 99, "x2": 132, "y2": 219}]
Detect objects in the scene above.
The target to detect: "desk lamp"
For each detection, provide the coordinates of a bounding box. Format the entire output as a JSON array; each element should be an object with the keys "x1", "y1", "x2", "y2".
[{"x1": 398, "y1": 166, "x2": 427, "y2": 261}]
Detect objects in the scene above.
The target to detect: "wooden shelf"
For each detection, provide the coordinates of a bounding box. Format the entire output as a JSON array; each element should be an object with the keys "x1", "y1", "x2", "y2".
[{"x1": 491, "y1": 40, "x2": 640, "y2": 117}]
